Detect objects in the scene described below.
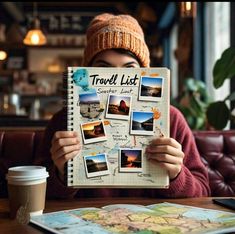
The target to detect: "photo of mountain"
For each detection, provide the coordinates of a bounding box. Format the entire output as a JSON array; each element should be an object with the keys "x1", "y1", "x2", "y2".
[
  {"x1": 140, "y1": 77, "x2": 163, "y2": 97},
  {"x1": 106, "y1": 94, "x2": 132, "y2": 120},
  {"x1": 131, "y1": 111, "x2": 154, "y2": 135}
]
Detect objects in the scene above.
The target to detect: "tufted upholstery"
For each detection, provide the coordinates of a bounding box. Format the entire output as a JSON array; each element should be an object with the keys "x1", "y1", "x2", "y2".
[
  {"x1": 0, "y1": 130, "x2": 234, "y2": 197},
  {"x1": 0, "y1": 130, "x2": 44, "y2": 197},
  {"x1": 193, "y1": 130, "x2": 235, "y2": 197}
]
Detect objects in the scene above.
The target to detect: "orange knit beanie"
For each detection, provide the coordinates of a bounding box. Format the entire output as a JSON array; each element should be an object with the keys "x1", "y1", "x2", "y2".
[{"x1": 82, "y1": 13, "x2": 150, "y2": 67}]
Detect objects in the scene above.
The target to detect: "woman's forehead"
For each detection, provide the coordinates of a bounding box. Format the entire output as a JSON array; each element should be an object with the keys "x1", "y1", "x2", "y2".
[{"x1": 92, "y1": 50, "x2": 140, "y2": 67}]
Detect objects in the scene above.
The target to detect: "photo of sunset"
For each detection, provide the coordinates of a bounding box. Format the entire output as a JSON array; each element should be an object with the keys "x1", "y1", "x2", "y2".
[
  {"x1": 85, "y1": 154, "x2": 108, "y2": 173},
  {"x1": 81, "y1": 121, "x2": 106, "y2": 143},
  {"x1": 120, "y1": 149, "x2": 142, "y2": 170},
  {"x1": 140, "y1": 77, "x2": 163, "y2": 98}
]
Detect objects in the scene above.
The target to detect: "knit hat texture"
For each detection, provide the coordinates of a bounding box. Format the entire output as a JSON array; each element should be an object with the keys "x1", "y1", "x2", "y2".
[{"x1": 83, "y1": 13, "x2": 150, "y2": 67}]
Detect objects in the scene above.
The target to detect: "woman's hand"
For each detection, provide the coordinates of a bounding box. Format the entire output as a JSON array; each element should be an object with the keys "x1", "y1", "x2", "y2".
[
  {"x1": 50, "y1": 131, "x2": 81, "y2": 179},
  {"x1": 145, "y1": 137, "x2": 185, "y2": 180}
]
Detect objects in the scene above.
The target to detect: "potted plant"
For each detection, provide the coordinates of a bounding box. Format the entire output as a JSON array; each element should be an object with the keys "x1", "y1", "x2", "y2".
[
  {"x1": 171, "y1": 78, "x2": 211, "y2": 130},
  {"x1": 206, "y1": 47, "x2": 235, "y2": 130}
]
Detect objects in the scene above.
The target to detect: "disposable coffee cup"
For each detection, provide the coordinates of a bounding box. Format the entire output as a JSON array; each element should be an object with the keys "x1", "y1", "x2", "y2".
[{"x1": 6, "y1": 166, "x2": 49, "y2": 220}]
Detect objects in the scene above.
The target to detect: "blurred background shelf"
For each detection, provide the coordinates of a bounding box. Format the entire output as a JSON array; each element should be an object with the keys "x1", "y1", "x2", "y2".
[{"x1": 0, "y1": 2, "x2": 234, "y2": 129}]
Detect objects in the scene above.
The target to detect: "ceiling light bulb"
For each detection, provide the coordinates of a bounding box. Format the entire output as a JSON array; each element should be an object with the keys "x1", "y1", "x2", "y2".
[
  {"x1": 31, "y1": 32, "x2": 40, "y2": 44},
  {"x1": 0, "y1": 51, "x2": 7, "y2": 60},
  {"x1": 23, "y1": 16, "x2": 46, "y2": 46},
  {"x1": 180, "y1": 2, "x2": 196, "y2": 18},
  {"x1": 185, "y1": 2, "x2": 192, "y2": 11},
  {"x1": 23, "y1": 29, "x2": 47, "y2": 46}
]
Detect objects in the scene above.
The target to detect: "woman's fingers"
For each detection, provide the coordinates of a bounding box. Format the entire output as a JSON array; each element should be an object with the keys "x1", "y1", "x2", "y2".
[
  {"x1": 146, "y1": 137, "x2": 185, "y2": 179},
  {"x1": 50, "y1": 131, "x2": 81, "y2": 177},
  {"x1": 149, "y1": 137, "x2": 182, "y2": 150},
  {"x1": 51, "y1": 144, "x2": 81, "y2": 161},
  {"x1": 147, "y1": 153, "x2": 183, "y2": 165},
  {"x1": 54, "y1": 149, "x2": 80, "y2": 170},
  {"x1": 51, "y1": 137, "x2": 79, "y2": 155},
  {"x1": 146, "y1": 144, "x2": 184, "y2": 159}
]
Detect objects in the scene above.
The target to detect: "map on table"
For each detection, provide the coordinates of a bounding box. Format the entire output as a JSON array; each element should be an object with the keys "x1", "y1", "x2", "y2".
[{"x1": 30, "y1": 202, "x2": 235, "y2": 234}]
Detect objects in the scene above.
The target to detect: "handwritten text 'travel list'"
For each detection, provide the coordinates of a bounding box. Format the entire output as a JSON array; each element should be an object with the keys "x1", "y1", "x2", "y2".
[{"x1": 90, "y1": 74, "x2": 139, "y2": 86}]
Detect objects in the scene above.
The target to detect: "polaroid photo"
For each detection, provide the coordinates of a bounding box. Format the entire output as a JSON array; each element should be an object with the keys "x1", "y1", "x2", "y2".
[
  {"x1": 79, "y1": 92, "x2": 101, "y2": 118},
  {"x1": 119, "y1": 148, "x2": 143, "y2": 172},
  {"x1": 79, "y1": 92, "x2": 100, "y2": 104},
  {"x1": 105, "y1": 94, "x2": 132, "y2": 120},
  {"x1": 130, "y1": 111, "x2": 154, "y2": 135},
  {"x1": 138, "y1": 76, "x2": 164, "y2": 101},
  {"x1": 81, "y1": 120, "x2": 107, "y2": 144},
  {"x1": 84, "y1": 153, "x2": 110, "y2": 178}
]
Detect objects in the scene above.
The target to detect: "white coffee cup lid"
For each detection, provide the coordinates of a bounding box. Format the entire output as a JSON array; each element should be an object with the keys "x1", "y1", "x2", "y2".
[{"x1": 6, "y1": 166, "x2": 49, "y2": 182}]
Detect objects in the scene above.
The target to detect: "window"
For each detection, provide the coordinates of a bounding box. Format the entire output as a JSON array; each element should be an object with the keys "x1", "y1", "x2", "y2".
[
  {"x1": 204, "y1": 2, "x2": 230, "y2": 101},
  {"x1": 169, "y1": 23, "x2": 178, "y2": 99}
]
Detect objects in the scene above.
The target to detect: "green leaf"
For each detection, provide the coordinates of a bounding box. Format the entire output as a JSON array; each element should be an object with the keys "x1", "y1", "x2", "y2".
[
  {"x1": 185, "y1": 78, "x2": 198, "y2": 92},
  {"x1": 185, "y1": 78, "x2": 207, "y2": 93},
  {"x1": 189, "y1": 96, "x2": 205, "y2": 115},
  {"x1": 195, "y1": 116, "x2": 205, "y2": 130},
  {"x1": 225, "y1": 91, "x2": 235, "y2": 101},
  {"x1": 206, "y1": 101, "x2": 230, "y2": 129},
  {"x1": 213, "y1": 47, "x2": 235, "y2": 88}
]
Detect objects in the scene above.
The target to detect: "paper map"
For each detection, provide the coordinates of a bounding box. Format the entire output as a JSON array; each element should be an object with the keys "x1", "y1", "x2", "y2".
[{"x1": 30, "y1": 202, "x2": 235, "y2": 234}]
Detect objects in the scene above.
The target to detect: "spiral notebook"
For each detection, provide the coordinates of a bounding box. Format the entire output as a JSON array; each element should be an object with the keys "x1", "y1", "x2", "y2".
[{"x1": 65, "y1": 67, "x2": 170, "y2": 188}]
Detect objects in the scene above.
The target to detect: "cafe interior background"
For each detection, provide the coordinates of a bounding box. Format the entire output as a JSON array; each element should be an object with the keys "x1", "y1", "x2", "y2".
[{"x1": 0, "y1": 2, "x2": 234, "y2": 130}]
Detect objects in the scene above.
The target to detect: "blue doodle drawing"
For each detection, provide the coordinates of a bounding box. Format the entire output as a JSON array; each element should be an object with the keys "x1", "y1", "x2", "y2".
[{"x1": 73, "y1": 68, "x2": 95, "y2": 92}]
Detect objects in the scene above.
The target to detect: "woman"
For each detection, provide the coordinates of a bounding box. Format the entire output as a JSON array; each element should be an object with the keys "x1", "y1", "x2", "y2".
[{"x1": 35, "y1": 13, "x2": 210, "y2": 198}]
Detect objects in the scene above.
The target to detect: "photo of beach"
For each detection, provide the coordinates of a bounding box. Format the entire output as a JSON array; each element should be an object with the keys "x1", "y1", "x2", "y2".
[{"x1": 139, "y1": 77, "x2": 163, "y2": 101}]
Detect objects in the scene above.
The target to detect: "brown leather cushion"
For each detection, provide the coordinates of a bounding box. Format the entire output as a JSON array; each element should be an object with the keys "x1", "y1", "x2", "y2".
[
  {"x1": 193, "y1": 130, "x2": 235, "y2": 196},
  {"x1": 0, "y1": 131, "x2": 44, "y2": 197}
]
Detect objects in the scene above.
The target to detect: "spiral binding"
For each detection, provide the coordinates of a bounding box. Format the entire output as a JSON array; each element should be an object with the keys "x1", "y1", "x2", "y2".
[{"x1": 64, "y1": 67, "x2": 75, "y2": 186}]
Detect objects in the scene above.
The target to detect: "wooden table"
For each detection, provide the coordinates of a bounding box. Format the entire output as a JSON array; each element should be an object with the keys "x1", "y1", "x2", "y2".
[{"x1": 0, "y1": 197, "x2": 234, "y2": 234}]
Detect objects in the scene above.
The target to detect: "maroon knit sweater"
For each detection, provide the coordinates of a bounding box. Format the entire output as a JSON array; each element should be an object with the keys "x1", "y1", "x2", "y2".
[{"x1": 34, "y1": 106, "x2": 211, "y2": 199}]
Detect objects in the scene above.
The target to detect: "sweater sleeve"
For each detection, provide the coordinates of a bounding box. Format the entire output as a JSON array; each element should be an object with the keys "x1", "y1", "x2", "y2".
[
  {"x1": 155, "y1": 106, "x2": 211, "y2": 198},
  {"x1": 34, "y1": 109, "x2": 79, "y2": 199}
]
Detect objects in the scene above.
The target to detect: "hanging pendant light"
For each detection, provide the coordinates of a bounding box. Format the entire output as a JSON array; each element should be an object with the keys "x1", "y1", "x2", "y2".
[
  {"x1": 0, "y1": 50, "x2": 7, "y2": 60},
  {"x1": 23, "y1": 2, "x2": 47, "y2": 46},
  {"x1": 180, "y1": 2, "x2": 197, "y2": 18}
]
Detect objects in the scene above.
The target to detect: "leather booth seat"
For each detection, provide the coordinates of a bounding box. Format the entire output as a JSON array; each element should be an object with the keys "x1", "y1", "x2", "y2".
[
  {"x1": 0, "y1": 130, "x2": 234, "y2": 197},
  {"x1": 0, "y1": 131, "x2": 44, "y2": 197},
  {"x1": 193, "y1": 130, "x2": 235, "y2": 196}
]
